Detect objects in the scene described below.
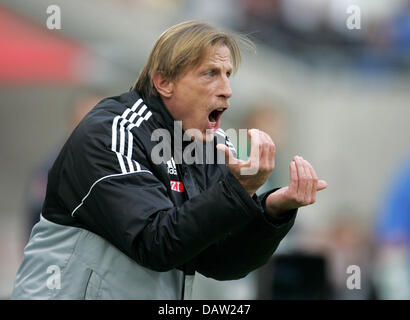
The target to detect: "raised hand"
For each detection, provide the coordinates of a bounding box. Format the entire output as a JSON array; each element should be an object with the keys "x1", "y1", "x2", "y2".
[
  {"x1": 265, "y1": 156, "x2": 327, "y2": 217},
  {"x1": 216, "y1": 129, "x2": 275, "y2": 196}
]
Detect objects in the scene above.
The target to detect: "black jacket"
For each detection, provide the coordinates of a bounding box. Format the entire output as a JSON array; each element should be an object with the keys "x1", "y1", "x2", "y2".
[{"x1": 42, "y1": 90, "x2": 296, "y2": 280}]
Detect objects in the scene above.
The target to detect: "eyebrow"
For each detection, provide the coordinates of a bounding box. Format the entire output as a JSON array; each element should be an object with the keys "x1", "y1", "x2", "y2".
[{"x1": 201, "y1": 63, "x2": 233, "y2": 74}]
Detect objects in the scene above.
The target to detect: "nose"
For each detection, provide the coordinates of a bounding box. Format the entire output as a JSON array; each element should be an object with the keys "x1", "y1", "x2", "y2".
[{"x1": 218, "y1": 75, "x2": 232, "y2": 100}]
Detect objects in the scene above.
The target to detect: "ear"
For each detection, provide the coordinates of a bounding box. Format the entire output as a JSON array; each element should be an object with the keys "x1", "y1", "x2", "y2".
[{"x1": 152, "y1": 72, "x2": 174, "y2": 98}]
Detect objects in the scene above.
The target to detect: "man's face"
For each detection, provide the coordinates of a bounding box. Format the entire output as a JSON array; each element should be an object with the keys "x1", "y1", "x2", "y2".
[{"x1": 165, "y1": 45, "x2": 233, "y2": 141}]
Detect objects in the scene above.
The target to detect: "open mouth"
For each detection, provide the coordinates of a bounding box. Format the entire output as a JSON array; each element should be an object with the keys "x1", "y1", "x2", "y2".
[{"x1": 208, "y1": 108, "x2": 226, "y2": 127}]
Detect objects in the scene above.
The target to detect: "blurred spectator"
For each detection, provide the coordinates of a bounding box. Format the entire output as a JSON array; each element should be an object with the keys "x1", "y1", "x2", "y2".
[
  {"x1": 236, "y1": 0, "x2": 410, "y2": 72},
  {"x1": 23, "y1": 92, "x2": 102, "y2": 243},
  {"x1": 260, "y1": 210, "x2": 378, "y2": 299},
  {"x1": 239, "y1": 0, "x2": 280, "y2": 43},
  {"x1": 390, "y1": 1, "x2": 410, "y2": 51},
  {"x1": 326, "y1": 213, "x2": 378, "y2": 299},
  {"x1": 373, "y1": 156, "x2": 410, "y2": 299},
  {"x1": 280, "y1": 0, "x2": 327, "y2": 34},
  {"x1": 258, "y1": 251, "x2": 333, "y2": 299}
]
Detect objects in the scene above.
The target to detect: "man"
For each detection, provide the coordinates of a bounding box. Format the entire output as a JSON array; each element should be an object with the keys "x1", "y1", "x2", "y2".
[
  {"x1": 12, "y1": 21, "x2": 327, "y2": 299},
  {"x1": 373, "y1": 156, "x2": 410, "y2": 299}
]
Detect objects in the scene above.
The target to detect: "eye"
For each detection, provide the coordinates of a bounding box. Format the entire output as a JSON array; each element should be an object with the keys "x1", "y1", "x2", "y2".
[
  {"x1": 226, "y1": 71, "x2": 232, "y2": 78},
  {"x1": 205, "y1": 70, "x2": 216, "y2": 77}
]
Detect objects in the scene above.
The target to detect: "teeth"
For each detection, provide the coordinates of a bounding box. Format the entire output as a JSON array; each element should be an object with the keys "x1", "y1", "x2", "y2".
[{"x1": 216, "y1": 108, "x2": 223, "y2": 111}]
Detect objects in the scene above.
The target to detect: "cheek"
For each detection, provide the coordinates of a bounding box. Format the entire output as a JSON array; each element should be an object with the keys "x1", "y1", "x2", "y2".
[
  {"x1": 182, "y1": 90, "x2": 210, "y2": 116},
  {"x1": 178, "y1": 84, "x2": 201, "y2": 108},
  {"x1": 175, "y1": 81, "x2": 214, "y2": 123}
]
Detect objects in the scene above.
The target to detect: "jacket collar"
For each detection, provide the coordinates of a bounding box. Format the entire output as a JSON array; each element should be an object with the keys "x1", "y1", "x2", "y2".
[
  {"x1": 138, "y1": 90, "x2": 198, "y2": 150},
  {"x1": 138, "y1": 91, "x2": 176, "y2": 133}
]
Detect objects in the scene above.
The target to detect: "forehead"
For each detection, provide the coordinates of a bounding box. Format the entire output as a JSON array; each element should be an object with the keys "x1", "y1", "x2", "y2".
[{"x1": 197, "y1": 45, "x2": 232, "y2": 69}]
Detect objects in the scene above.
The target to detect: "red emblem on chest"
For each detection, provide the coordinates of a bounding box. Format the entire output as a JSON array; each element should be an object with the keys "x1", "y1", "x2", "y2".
[{"x1": 170, "y1": 180, "x2": 184, "y2": 193}]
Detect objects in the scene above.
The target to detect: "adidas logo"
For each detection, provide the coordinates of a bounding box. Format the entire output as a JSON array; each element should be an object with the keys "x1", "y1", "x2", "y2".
[{"x1": 167, "y1": 157, "x2": 177, "y2": 176}]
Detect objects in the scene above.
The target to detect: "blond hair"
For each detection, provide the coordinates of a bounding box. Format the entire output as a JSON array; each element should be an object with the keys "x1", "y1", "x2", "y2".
[{"x1": 132, "y1": 21, "x2": 253, "y2": 98}]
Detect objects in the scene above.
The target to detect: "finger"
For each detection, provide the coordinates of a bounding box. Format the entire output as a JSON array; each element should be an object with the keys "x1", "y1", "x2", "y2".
[
  {"x1": 304, "y1": 161, "x2": 327, "y2": 191},
  {"x1": 317, "y1": 180, "x2": 328, "y2": 191},
  {"x1": 247, "y1": 129, "x2": 264, "y2": 174},
  {"x1": 288, "y1": 160, "x2": 298, "y2": 194},
  {"x1": 259, "y1": 133, "x2": 271, "y2": 171},
  {"x1": 263, "y1": 132, "x2": 275, "y2": 171},
  {"x1": 260, "y1": 135, "x2": 269, "y2": 170},
  {"x1": 301, "y1": 158, "x2": 313, "y2": 204},
  {"x1": 293, "y1": 156, "x2": 303, "y2": 201},
  {"x1": 305, "y1": 160, "x2": 318, "y2": 203},
  {"x1": 268, "y1": 141, "x2": 275, "y2": 171},
  {"x1": 248, "y1": 129, "x2": 262, "y2": 164},
  {"x1": 295, "y1": 156, "x2": 307, "y2": 201}
]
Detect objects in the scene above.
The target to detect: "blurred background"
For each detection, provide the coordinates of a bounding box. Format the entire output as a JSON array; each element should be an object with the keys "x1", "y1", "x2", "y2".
[{"x1": 0, "y1": 0, "x2": 409, "y2": 299}]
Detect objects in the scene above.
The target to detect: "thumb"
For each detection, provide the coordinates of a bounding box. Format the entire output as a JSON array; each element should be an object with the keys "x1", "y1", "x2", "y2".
[{"x1": 316, "y1": 179, "x2": 328, "y2": 191}]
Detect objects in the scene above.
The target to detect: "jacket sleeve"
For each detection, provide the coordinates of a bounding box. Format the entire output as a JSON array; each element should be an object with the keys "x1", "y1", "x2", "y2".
[{"x1": 191, "y1": 183, "x2": 297, "y2": 281}]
